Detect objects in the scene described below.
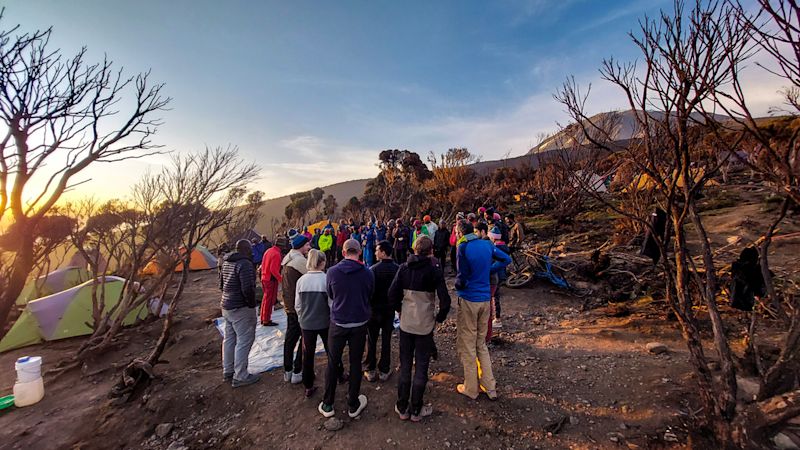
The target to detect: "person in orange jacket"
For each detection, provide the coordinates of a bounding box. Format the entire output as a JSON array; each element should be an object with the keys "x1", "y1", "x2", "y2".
[{"x1": 260, "y1": 244, "x2": 283, "y2": 326}]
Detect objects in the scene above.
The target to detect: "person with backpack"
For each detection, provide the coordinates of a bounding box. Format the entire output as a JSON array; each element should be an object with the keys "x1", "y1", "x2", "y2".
[
  {"x1": 364, "y1": 240, "x2": 399, "y2": 382},
  {"x1": 295, "y1": 249, "x2": 333, "y2": 398},
  {"x1": 389, "y1": 235, "x2": 451, "y2": 421}
]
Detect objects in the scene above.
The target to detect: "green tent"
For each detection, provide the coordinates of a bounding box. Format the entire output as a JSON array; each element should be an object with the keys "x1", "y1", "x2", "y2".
[
  {"x1": 16, "y1": 266, "x2": 91, "y2": 306},
  {"x1": 0, "y1": 276, "x2": 149, "y2": 352}
]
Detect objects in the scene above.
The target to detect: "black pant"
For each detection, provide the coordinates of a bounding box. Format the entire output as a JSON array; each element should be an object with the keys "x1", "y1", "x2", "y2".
[
  {"x1": 324, "y1": 323, "x2": 368, "y2": 410},
  {"x1": 284, "y1": 313, "x2": 303, "y2": 374},
  {"x1": 324, "y1": 250, "x2": 336, "y2": 269},
  {"x1": 301, "y1": 328, "x2": 330, "y2": 389},
  {"x1": 494, "y1": 284, "x2": 502, "y2": 318},
  {"x1": 397, "y1": 330, "x2": 435, "y2": 416},
  {"x1": 365, "y1": 312, "x2": 394, "y2": 373},
  {"x1": 394, "y1": 248, "x2": 408, "y2": 264},
  {"x1": 435, "y1": 247, "x2": 448, "y2": 272},
  {"x1": 449, "y1": 245, "x2": 457, "y2": 273}
]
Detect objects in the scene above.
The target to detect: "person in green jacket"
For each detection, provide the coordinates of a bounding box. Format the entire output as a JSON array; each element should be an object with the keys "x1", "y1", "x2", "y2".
[{"x1": 319, "y1": 228, "x2": 335, "y2": 269}]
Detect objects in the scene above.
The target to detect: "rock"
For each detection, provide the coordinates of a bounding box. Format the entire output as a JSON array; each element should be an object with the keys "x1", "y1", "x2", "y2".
[
  {"x1": 323, "y1": 418, "x2": 343, "y2": 431},
  {"x1": 664, "y1": 431, "x2": 679, "y2": 442},
  {"x1": 155, "y1": 423, "x2": 174, "y2": 438},
  {"x1": 645, "y1": 342, "x2": 668, "y2": 354},
  {"x1": 445, "y1": 441, "x2": 452, "y2": 447},
  {"x1": 773, "y1": 433, "x2": 800, "y2": 450},
  {"x1": 166, "y1": 441, "x2": 188, "y2": 450},
  {"x1": 608, "y1": 432, "x2": 624, "y2": 443},
  {"x1": 569, "y1": 416, "x2": 579, "y2": 425},
  {"x1": 736, "y1": 376, "x2": 760, "y2": 402}
]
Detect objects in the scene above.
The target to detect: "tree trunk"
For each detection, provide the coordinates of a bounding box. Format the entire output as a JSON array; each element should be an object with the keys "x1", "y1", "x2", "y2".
[
  {"x1": 0, "y1": 228, "x2": 34, "y2": 339},
  {"x1": 146, "y1": 254, "x2": 191, "y2": 366},
  {"x1": 759, "y1": 197, "x2": 791, "y2": 324}
]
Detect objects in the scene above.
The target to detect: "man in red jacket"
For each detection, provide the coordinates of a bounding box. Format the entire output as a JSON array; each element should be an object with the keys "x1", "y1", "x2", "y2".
[{"x1": 260, "y1": 244, "x2": 282, "y2": 326}]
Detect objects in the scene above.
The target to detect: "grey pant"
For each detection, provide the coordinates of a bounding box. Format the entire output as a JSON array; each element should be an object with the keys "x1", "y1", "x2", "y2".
[{"x1": 222, "y1": 307, "x2": 257, "y2": 381}]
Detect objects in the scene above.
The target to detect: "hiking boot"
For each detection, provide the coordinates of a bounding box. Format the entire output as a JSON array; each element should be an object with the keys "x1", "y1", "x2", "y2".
[
  {"x1": 348, "y1": 394, "x2": 368, "y2": 418},
  {"x1": 318, "y1": 402, "x2": 335, "y2": 418},
  {"x1": 363, "y1": 370, "x2": 377, "y2": 382},
  {"x1": 410, "y1": 404, "x2": 433, "y2": 422},
  {"x1": 223, "y1": 372, "x2": 233, "y2": 383},
  {"x1": 262, "y1": 321, "x2": 278, "y2": 326},
  {"x1": 394, "y1": 403, "x2": 410, "y2": 420},
  {"x1": 378, "y1": 371, "x2": 391, "y2": 382},
  {"x1": 291, "y1": 372, "x2": 303, "y2": 384},
  {"x1": 283, "y1": 371, "x2": 292, "y2": 382},
  {"x1": 232, "y1": 373, "x2": 261, "y2": 388},
  {"x1": 305, "y1": 386, "x2": 317, "y2": 398},
  {"x1": 485, "y1": 390, "x2": 499, "y2": 401},
  {"x1": 492, "y1": 318, "x2": 503, "y2": 329},
  {"x1": 456, "y1": 384, "x2": 478, "y2": 400}
]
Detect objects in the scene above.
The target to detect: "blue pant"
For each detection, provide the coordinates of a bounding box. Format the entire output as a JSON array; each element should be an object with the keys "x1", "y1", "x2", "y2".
[
  {"x1": 222, "y1": 307, "x2": 257, "y2": 381},
  {"x1": 364, "y1": 246, "x2": 374, "y2": 266}
]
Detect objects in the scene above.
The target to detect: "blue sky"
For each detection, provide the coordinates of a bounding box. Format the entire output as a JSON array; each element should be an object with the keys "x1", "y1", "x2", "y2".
[{"x1": 6, "y1": 0, "x2": 782, "y2": 200}]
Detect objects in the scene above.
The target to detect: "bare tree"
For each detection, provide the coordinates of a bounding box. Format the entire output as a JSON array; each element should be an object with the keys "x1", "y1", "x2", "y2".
[{"x1": 0, "y1": 11, "x2": 170, "y2": 337}]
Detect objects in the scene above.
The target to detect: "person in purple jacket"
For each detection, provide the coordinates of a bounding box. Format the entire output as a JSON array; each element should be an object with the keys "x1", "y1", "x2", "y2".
[{"x1": 318, "y1": 239, "x2": 375, "y2": 419}]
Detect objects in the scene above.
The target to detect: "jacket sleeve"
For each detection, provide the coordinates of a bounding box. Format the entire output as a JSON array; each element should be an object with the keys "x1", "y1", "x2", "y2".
[
  {"x1": 239, "y1": 261, "x2": 256, "y2": 308},
  {"x1": 455, "y1": 242, "x2": 471, "y2": 291},
  {"x1": 490, "y1": 247, "x2": 512, "y2": 275},
  {"x1": 219, "y1": 263, "x2": 224, "y2": 291},
  {"x1": 294, "y1": 277, "x2": 304, "y2": 316},
  {"x1": 434, "y1": 266, "x2": 451, "y2": 322},
  {"x1": 388, "y1": 267, "x2": 404, "y2": 313}
]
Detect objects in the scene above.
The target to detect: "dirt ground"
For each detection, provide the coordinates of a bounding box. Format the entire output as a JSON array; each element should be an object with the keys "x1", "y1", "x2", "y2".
[{"x1": 0, "y1": 268, "x2": 705, "y2": 450}]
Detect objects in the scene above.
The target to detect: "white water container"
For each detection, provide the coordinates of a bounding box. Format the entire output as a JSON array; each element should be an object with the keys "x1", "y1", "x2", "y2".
[{"x1": 13, "y1": 356, "x2": 44, "y2": 407}]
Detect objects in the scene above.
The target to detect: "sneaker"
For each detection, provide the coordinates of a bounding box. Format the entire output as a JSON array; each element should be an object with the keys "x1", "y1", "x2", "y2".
[
  {"x1": 262, "y1": 321, "x2": 278, "y2": 326},
  {"x1": 348, "y1": 394, "x2": 368, "y2": 418},
  {"x1": 363, "y1": 370, "x2": 377, "y2": 382},
  {"x1": 318, "y1": 402, "x2": 335, "y2": 418},
  {"x1": 291, "y1": 372, "x2": 303, "y2": 384},
  {"x1": 394, "y1": 404, "x2": 410, "y2": 420},
  {"x1": 232, "y1": 373, "x2": 261, "y2": 388},
  {"x1": 223, "y1": 372, "x2": 233, "y2": 383},
  {"x1": 378, "y1": 371, "x2": 391, "y2": 382},
  {"x1": 456, "y1": 384, "x2": 478, "y2": 400},
  {"x1": 410, "y1": 404, "x2": 433, "y2": 422},
  {"x1": 492, "y1": 318, "x2": 503, "y2": 329},
  {"x1": 305, "y1": 387, "x2": 317, "y2": 398},
  {"x1": 283, "y1": 371, "x2": 292, "y2": 382}
]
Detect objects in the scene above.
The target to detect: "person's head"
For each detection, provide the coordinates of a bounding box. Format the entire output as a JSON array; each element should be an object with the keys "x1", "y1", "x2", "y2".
[
  {"x1": 376, "y1": 240, "x2": 393, "y2": 260},
  {"x1": 342, "y1": 238, "x2": 362, "y2": 260},
  {"x1": 236, "y1": 239, "x2": 253, "y2": 258},
  {"x1": 324, "y1": 228, "x2": 331, "y2": 235},
  {"x1": 456, "y1": 212, "x2": 465, "y2": 221},
  {"x1": 261, "y1": 235, "x2": 268, "y2": 242},
  {"x1": 458, "y1": 221, "x2": 474, "y2": 237},
  {"x1": 476, "y1": 222, "x2": 489, "y2": 239},
  {"x1": 505, "y1": 213, "x2": 515, "y2": 225},
  {"x1": 423, "y1": 214, "x2": 432, "y2": 224},
  {"x1": 439, "y1": 220, "x2": 448, "y2": 229},
  {"x1": 315, "y1": 228, "x2": 321, "y2": 235},
  {"x1": 306, "y1": 249, "x2": 326, "y2": 271},
  {"x1": 413, "y1": 235, "x2": 433, "y2": 256},
  {"x1": 251, "y1": 238, "x2": 259, "y2": 245},
  {"x1": 413, "y1": 220, "x2": 421, "y2": 230},
  {"x1": 488, "y1": 226, "x2": 502, "y2": 243},
  {"x1": 291, "y1": 233, "x2": 311, "y2": 255},
  {"x1": 467, "y1": 212, "x2": 477, "y2": 224},
  {"x1": 303, "y1": 226, "x2": 309, "y2": 232},
  {"x1": 397, "y1": 218, "x2": 403, "y2": 225},
  {"x1": 477, "y1": 206, "x2": 486, "y2": 215}
]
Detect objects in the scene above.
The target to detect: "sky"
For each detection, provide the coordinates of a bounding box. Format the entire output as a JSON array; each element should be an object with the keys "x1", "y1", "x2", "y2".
[{"x1": 4, "y1": 0, "x2": 785, "y2": 203}]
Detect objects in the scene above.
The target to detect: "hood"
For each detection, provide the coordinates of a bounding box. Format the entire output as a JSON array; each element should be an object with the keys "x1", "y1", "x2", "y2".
[
  {"x1": 281, "y1": 249, "x2": 308, "y2": 274},
  {"x1": 224, "y1": 252, "x2": 250, "y2": 263},
  {"x1": 338, "y1": 258, "x2": 366, "y2": 274},
  {"x1": 407, "y1": 254, "x2": 431, "y2": 269},
  {"x1": 463, "y1": 233, "x2": 479, "y2": 242}
]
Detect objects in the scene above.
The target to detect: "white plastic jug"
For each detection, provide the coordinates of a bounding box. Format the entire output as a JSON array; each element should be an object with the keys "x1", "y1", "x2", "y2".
[{"x1": 13, "y1": 356, "x2": 44, "y2": 407}]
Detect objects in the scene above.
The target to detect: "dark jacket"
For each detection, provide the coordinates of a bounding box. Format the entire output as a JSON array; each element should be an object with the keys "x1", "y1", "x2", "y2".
[
  {"x1": 280, "y1": 250, "x2": 308, "y2": 315},
  {"x1": 219, "y1": 252, "x2": 256, "y2": 310},
  {"x1": 433, "y1": 228, "x2": 450, "y2": 251},
  {"x1": 393, "y1": 225, "x2": 410, "y2": 250},
  {"x1": 370, "y1": 259, "x2": 400, "y2": 319},
  {"x1": 388, "y1": 255, "x2": 451, "y2": 335},
  {"x1": 327, "y1": 258, "x2": 374, "y2": 326}
]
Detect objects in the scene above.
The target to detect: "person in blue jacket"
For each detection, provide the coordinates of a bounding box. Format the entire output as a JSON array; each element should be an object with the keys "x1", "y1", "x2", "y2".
[
  {"x1": 363, "y1": 222, "x2": 377, "y2": 266},
  {"x1": 454, "y1": 221, "x2": 510, "y2": 401}
]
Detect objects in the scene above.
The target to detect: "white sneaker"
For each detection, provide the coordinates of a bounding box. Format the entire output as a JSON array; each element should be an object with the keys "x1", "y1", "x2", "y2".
[
  {"x1": 291, "y1": 372, "x2": 303, "y2": 384},
  {"x1": 283, "y1": 371, "x2": 291, "y2": 382},
  {"x1": 492, "y1": 318, "x2": 503, "y2": 329},
  {"x1": 348, "y1": 394, "x2": 368, "y2": 418},
  {"x1": 318, "y1": 402, "x2": 335, "y2": 418}
]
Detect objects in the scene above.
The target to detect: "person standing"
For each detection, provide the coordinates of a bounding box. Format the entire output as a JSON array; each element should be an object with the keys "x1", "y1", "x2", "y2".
[
  {"x1": 318, "y1": 228, "x2": 335, "y2": 270},
  {"x1": 363, "y1": 222, "x2": 377, "y2": 267},
  {"x1": 506, "y1": 214, "x2": 525, "y2": 251},
  {"x1": 449, "y1": 213, "x2": 464, "y2": 276},
  {"x1": 364, "y1": 240, "x2": 399, "y2": 382},
  {"x1": 433, "y1": 220, "x2": 450, "y2": 270},
  {"x1": 260, "y1": 242, "x2": 282, "y2": 326},
  {"x1": 319, "y1": 239, "x2": 374, "y2": 419},
  {"x1": 311, "y1": 228, "x2": 322, "y2": 250},
  {"x1": 281, "y1": 233, "x2": 311, "y2": 384},
  {"x1": 220, "y1": 239, "x2": 261, "y2": 387},
  {"x1": 295, "y1": 249, "x2": 333, "y2": 398},
  {"x1": 454, "y1": 221, "x2": 510, "y2": 400},
  {"x1": 422, "y1": 215, "x2": 437, "y2": 237},
  {"x1": 488, "y1": 226, "x2": 510, "y2": 330},
  {"x1": 336, "y1": 224, "x2": 349, "y2": 263},
  {"x1": 393, "y1": 219, "x2": 410, "y2": 264},
  {"x1": 388, "y1": 236, "x2": 450, "y2": 422}
]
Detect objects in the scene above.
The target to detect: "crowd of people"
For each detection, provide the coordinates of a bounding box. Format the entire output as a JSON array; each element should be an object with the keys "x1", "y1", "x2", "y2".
[{"x1": 218, "y1": 207, "x2": 524, "y2": 421}]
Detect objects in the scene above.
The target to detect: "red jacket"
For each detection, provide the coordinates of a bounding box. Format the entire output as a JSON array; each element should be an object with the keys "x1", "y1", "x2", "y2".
[
  {"x1": 261, "y1": 245, "x2": 283, "y2": 283},
  {"x1": 336, "y1": 230, "x2": 349, "y2": 247}
]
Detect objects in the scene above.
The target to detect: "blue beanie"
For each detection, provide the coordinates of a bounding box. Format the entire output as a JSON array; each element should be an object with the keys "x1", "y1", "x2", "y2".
[{"x1": 291, "y1": 234, "x2": 309, "y2": 249}]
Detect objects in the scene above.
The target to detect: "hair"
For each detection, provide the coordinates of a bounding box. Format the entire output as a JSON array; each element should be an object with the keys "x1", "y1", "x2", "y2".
[
  {"x1": 344, "y1": 238, "x2": 361, "y2": 256},
  {"x1": 235, "y1": 239, "x2": 253, "y2": 256},
  {"x1": 476, "y1": 222, "x2": 489, "y2": 234},
  {"x1": 376, "y1": 240, "x2": 393, "y2": 257},
  {"x1": 507, "y1": 213, "x2": 515, "y2": 220},
  {"x1": 459, "y1": 221, "x2": 474, "y2": 235},
  {"x1": 413, "y1": 235, "x2": 433, "y2": 256},
  {"x1": 306, "y1": 249, "x2": 326, "y2": 271}
]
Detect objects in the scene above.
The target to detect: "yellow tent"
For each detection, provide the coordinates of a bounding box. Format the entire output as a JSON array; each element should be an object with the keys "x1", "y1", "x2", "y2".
[{"x1": 625, "y1": 168, "x2": 720, "y2": 192}]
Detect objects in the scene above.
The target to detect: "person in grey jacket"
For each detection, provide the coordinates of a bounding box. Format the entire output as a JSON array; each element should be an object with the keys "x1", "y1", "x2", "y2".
[
  {"x1": 295, "y1": 249, "x2": 332, "y2": 398},
  {"x1": 220, "y1": 239, "x2": 260, "y2": 387}
]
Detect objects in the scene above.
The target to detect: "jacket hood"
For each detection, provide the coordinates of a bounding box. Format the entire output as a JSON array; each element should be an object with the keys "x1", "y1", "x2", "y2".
[
  {"x1": 407, "y1": 254, "x2": 431, "y2": 269},
  {"x1": 281, "y1": 249, "x2": 308, "y2": 274},
  {"x1": 224, "y1": 252, "x2": 250, "y2": 263},
  {"x1": 339, "y1": 258, "x2": 366, "y2": 274}
]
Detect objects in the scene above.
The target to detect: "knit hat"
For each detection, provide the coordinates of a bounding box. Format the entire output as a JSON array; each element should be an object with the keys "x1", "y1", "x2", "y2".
[
  {"x1": 287, "y1": 228, "x2": 299, "y2": 239},
  {"x1": 291, "y1": 234, "x2": 310, "y2": 249},
  {"x1": 423, "y1": 214, "x2": 431, "y2": 222},
  {"x1": 488, "y1": 226, "x2": 502, "y2": 241},
  {"x1": 493, "y1": 212, "x2": 501, "y2": 221},
  {"x1": 477, "y1": 207, "x2": 486, "y2": 214},
  {"x1": 413, "y1": 220, "x2": 421, "y2": 227},
  {"x1": 456, "y1": 212, "x2": 465, "y2": 220}
]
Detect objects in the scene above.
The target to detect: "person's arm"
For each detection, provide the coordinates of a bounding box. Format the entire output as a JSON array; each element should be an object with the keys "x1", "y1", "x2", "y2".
[
  {"x1": 455, "y1": 242, "x2": 471, "y2": 291},
  {"x1": 295, "y1": 277, "x2": 304, "y2": 316},
  {"x1": 219, "y1": 262, "x2": 224, "y2": 291},
  {"x1": 490, "y1": 247, "x2": 512, "y2": 274},
  {"x1": 388, "y1": 268, "x2": 404, "y2": 313},
  {"x1": 240, "y1": 261, "x2": 256, "y2": 307},
  {"x1": 434, "y1": 266, "x2": 451, "y2": 322}
]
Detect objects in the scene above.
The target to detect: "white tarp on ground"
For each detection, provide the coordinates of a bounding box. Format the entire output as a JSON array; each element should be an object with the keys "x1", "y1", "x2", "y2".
[{"x1": 214, "y1": 308, "x2": 325, "y2": 374}]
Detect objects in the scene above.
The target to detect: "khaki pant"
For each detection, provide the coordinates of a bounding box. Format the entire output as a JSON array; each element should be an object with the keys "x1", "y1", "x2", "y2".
[{"x1": 456, "y1": 298, "x2": 496, "y2": 398}]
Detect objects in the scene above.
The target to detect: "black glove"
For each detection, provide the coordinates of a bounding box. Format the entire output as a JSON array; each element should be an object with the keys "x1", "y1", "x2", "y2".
[{"x1": 435, "y1": 307, "x2": 450, "y2": 323}]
